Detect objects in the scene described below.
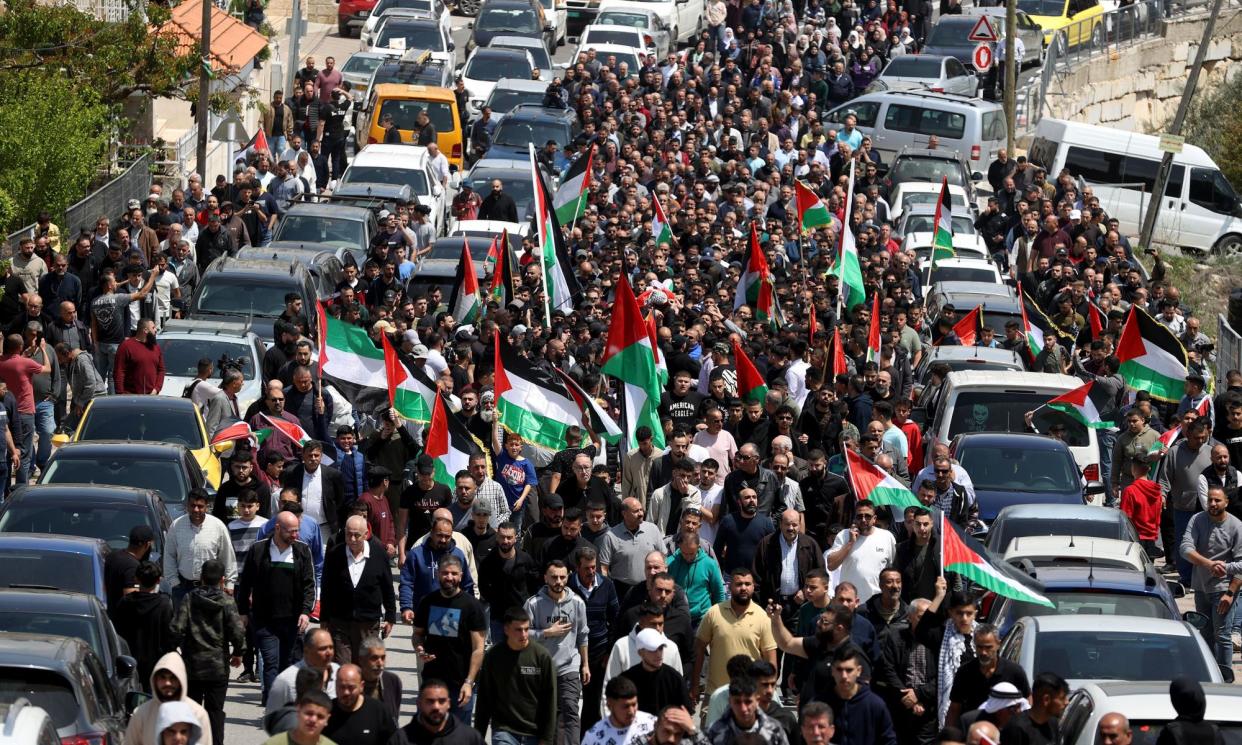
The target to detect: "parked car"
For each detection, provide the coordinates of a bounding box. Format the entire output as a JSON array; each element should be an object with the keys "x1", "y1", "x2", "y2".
[
  {"x1": 0, "y1": 484, "x2": 171, "y2": 559},
  {"x1": 579, "y1": 23, "x2": 655, "y2": 56},
  {"x1": 482, "y1": 78, "x2": 553, "y2": 116},
  {"x1": 189, "y1": 257, "x2": 325, "y2": 345},
  {"x1": 38, "y1": 442, "x2": 208, "y2": 520},
  {"x1": 918, "y1": 256, "x2": 1003, "y2": 290},
  {"x1": 949, "y1": 432, "x2": 1092, "y2": 523},
  {"x1": 824, "y1": 91, "x2": 1007, "y2": 166},
  {"x1": 583, "y1": 0, "x2": 701, "y2": 45},
  {"x1": 235, "y1": 246, "x2": 347, "y2": 297},
  {"x1": 341, "y1": 144, "x2": 454, "y2": 235},
  {"x1": 340, "y1": 51, "x2": 390, "y2": 106},
  {"x1": 0, "y1": 633, "x2": 135, "y2": 744},
  {"x1": 157, "y1": 319, "x2": 266, "y2": 414},
  {"x1": 985, "y1": 503, "x2": 1140, "y2": 553},
  {"x1": 1019, "y1": 0, "x2": 1104, "y2": 48},
  {"x1": 567, "y1": 42, "x2": 641, "y2": 79},
  {"x1": 923, "y1": 282, "x2": 1023, "y2": 335},
  {"x1": 269, "y1": 202, "x2": 379, "y2": 259},
  {"x1": 1059, "y1": 682, "x2": 1242, "y2": 745},
  {"x1": 593, "y1": 6, "x2": 671, "y2": 56},
  {"x1": 485, "y1": 104, "x2": 580, "y2": 160},
  {"x1": 0, "y1": 535, "x2": 108, "y2": 606},
  {"x1": 1002, "y1": 535, "x2": 1151, "y2": 572},
  {"x1": 338, "y1": 0, "x2": 380, "y2": 37},
  {"x1": 466, "y1": 0, "x2": 554, "y2": 56},
  {"x1": 888, "y1": 182, "x2": 975, "y2": 221},
  {"x1": 460, "y1": 47, "x2": 538, "y2": 119},
  {"x1": 360, "y1": 0, "x2": 450, "y2": 48},
  {"x1": 487, "y1": 36, "x2": 554, "y2": 80},
  {"x1": 371, "y1": 10, "x2": 457, "y2": 69},
  {"x1": 885, "y1": 146, "x2": 979, "y2": 196},
  {"x1": 867, "y1": 55, "x2": 979, "y2": 96},
  {"x1": 912, "y1": 345, "x2": 1026, "y2": 396},
  {"x1": 411, "y1": 235, "x2": 498, "y2": 300},
  {"x1": 466, "y1": 156, "x2": 536, "y2": 218},
  {"x1": 901, "y1": 231, "x2": 989, "y2": 262},
  {"x1": 364, "y1": 48, "x2": 453, "y2": 92},
  {"x1": 894, "y1": 204, "x2": 977, "y2": 239}
]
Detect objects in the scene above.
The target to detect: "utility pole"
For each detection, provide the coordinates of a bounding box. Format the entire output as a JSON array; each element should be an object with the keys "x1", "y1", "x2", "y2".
[
  {"x1": 1138, "y1": 0, "x2": 1224, "y2": 250},
  {"x1": 1005, "y1": 0, "x2": 1017, "y2": 154},
  {"x1": 287, "y1": 0, "x2": 303, "y2": 99},
  {"x1": 196, "y1": 0, "x2": 212, "y2": 175}
]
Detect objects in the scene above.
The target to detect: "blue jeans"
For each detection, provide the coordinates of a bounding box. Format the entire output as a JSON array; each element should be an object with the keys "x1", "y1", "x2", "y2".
[
  {"x1": 492, "y1": 731, "x2": 539, "y2": 745},
  {"x1": 1195, "y1": 588, "x2": 1236, "y2": 669},
  {"x1": 1174, "y1": 509, "x2": 1196, "y2": 586},
  {"x1": 1097, "y1": 428, "x2": 1117, "y2": 506},
  {"x1": 96, "y1": 342, "x2": 119, "y2": 394},
  {"x1": 33, "y1": 401, "x2": 54, "y2": 471},
  {"x1": 15, "y1": 412, "x2": 33, "y2": 485},
  {"x1": 255, "y1": 620, "x2": 300, "y2": 705},
  {"x1": 271, "y1": 135, "x2": 288, "y2": 156},
  {"x1": 448, "y1": 680, "x2": 475, "y2": 724}
]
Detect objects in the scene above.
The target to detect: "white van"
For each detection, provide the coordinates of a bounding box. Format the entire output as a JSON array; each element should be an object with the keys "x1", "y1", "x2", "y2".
[
  {"x1": 824, "y1": 90, "x2": 1007, "y2": 166},
  {"x1": 1029, "y1": 118, "x2": 1242, "y2": 256},
  {"x1": 927, "y1": 370, "x2": 1101, "y2": 484}
]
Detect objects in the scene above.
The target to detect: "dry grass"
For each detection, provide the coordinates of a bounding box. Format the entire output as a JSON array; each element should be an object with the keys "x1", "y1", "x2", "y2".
[{"x1": 1142, "y1": 252, "x2": 1242, "y2": 340}]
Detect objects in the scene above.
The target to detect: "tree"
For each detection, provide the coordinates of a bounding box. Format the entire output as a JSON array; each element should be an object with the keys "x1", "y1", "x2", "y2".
[
  {"x1": 0, "y1": 70, "x2": 110, "y2": 229},
  {"x1": 1182, "y1": 71, "x2": 1242, "y2": 191}
]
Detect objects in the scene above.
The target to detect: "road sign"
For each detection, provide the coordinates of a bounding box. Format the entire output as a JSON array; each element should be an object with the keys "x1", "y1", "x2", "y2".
[
  {"x1": 1158, "y1": 133, "x2": 1185, "y2": 154},
  {"x1": 968, "y1": 15, "x2": 998, "y2": 42},
  {"x1": 211, "y1": 112, "x2": 249, "y2": 146},
  {"x1": 972, "y1": 42, "x2": 994, "y2": 72}
]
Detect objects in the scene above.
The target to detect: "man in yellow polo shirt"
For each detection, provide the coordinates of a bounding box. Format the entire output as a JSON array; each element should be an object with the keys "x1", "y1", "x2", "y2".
[{"x1": 690, "y1": 567, "x2": 777, "y2": 705}]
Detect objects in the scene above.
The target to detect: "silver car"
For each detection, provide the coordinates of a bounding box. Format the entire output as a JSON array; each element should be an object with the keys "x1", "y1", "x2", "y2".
[
  {"x1": 867, "y1": 55, "x2": 979, "y2": 97},
  {"x1": 593, "y1": 7, "x2": 671, "y2": 57}
]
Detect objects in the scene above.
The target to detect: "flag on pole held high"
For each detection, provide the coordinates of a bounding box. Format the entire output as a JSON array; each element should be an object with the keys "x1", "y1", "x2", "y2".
[
  {"x1": 650, "y1": 194, "x2": 674, "y2": 247},
  {"x1": 845, "y1": 448, "x2": 920, "y2": 511},
  {"x1": 733, "y1": 338, "x2": 769, "y2": 405},
  {"x1": 734, "y1": 223, "x2": 780, "y2": 327},
  {"x1": 941, "y1": 512, "x2": 1055, "y2": 607},
  {"x1": 494, "y1": 331, "x2": 591, "y2": 452},
  {"x1": 424, "y1": 393, "x2": 479, "y2": 490},
  {"x1": 488, "y1": 229, "x2": 517, "y2": 309},
  {"x1": 554, "y1": 368, "x2": 622, "y2": 445},
  {"x1": 866, "y1": 293, "x2": 881, "y2": 363},
  {"x1": 447, "y1": 240, "x2": 482, "y2": 325},
  {"x1": 833, "y1": 160, "x2": 866, "y2": 312},
  {"x1": 601, "y1": 272, "x2": 666, "y2": 451},
  {"x1": 1116, "y1": 305, "x2": 1189, "y2": 402},
  {"x1": 553, "y1": 147, "x2": 593, "y2": 225},
  {"x1": 381, "y1": 333, "x2": 437, "y2": 422},
  {"x1": 531, "y1": 144, "x2": 580, "y2": 314},
  {"x1": 950, "y1": 304, "x2": 984, "y2": 347},
  {"x1": 795, "y1": 179, "x2": 834, "y2": 233},
  {"x1": 1046, "y1": 380, "x2": 1116, "y2": 428},
  {"x1": 316, "y1": 302, "x2": 389, "y2": 413},
  {"x1": 931, "y1": 176, "x2": 956, "y2": 265}
]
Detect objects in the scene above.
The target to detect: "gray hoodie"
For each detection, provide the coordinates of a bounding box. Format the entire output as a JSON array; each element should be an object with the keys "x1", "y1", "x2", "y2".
[
  {"x1": 154, "y1": 701, "x2": 203, "y2": 745},
  {"x1": 523, "y1": 585, "x2": 590, "y2": 676}
]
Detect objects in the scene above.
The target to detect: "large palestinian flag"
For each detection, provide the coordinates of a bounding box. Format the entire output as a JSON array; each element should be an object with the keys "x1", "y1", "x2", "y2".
[
  {"x1": 951, "y1": 304, "x2": 984, "y2": 347},
  {"x1": 795, "y1": 179, "x2": 834, "y2": 233},
  {"x1": 532, "y1": 145, "x2": 580, "y2": 315},
  {"x1": 554, "y1": 368, "x2": 622, "y2": 445},
  {"x1": 601, "y1": 272, "x2": 665, "y2": 451},
  {"x1": 494, "y1": 332, "x2": 588, "y2": 452},
  {"x1": 845, "y1": 448, "x2": 920, "y2": 511},
  {"x1": 941, "y1": 512, "x2": 1055, "y2": 607},
  {"x1": 1046, "y1": 380, "x2": 1115, "y2": 428},
  {"x1": 931, "y1": 177, "x2": 955, "y2": 266},
  {"x1": 425, "y1": 393, "x2": 479, "y2": 490},
  {"x1": 315, "y1": 303, "x2": 389, "y2": 412},
  {"x1": 734, "y1": 223, "x2": 779, "y2": 327},
  {"x1": 381, "y1": 333, "x2": 437, "y2": 422},
  {"x1": 650, "y1": 194, "x2": 674, "y2": 247},
  {"x1": 1117, "y1": 305, "x2": 1188, "y2": 402},
  {"x1": 448, "y1": 240, "x2": 482, "y2": 325},
  {"x1": 733, "y1": 339, "x2": 768, "y2": 405},
  {"x1": 1019, "y1": 290, "x2": 1072, "y2": 358},
  {"x1": 832, "y1": 159, "x2": 865, "y2": 313},
  {"x1": 866, "y1": 294, "x2": 881, "y2": 363},
  {"x1": 553, "y1": 147, "x2": 593, "y2": 225}
]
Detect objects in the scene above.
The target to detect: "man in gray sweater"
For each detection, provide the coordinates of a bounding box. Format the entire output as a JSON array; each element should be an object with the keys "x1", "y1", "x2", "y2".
[
  {"x1": 1180, "y1": 485, "x2": 1242, "y2": 668},
  {"x1": 1161, "y1": 418, "x2": 1218, "y2": 585},
  {"x1": 523, "y1": 559, "x2": 590, "y2": 745}
]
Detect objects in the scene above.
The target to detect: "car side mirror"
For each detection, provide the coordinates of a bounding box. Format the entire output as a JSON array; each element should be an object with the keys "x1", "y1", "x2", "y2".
[
  {"x1": 116, "y1": 655, "x2": 137, "y2": 679},
  {"x1": 1166, "y1": 580, "x2": 1186, "y2": 598},
  {"x1": 971, "y1": 171, "x2": 984, "y2": 181},
  {"x1": 1184, "y1": 610, "x2": 1209, "y2": 631},
  {"x1": 125, "y1": 690, "x2": 152, "y2": 715},
  {"x1": 448, "y1": 41, "x2": 456, "y2": 50}
]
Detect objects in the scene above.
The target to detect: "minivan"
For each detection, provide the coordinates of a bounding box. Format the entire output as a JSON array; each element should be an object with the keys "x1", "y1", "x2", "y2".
[
  {"x1": 1030, "y1": 118, "x2": 1242, "y2": 256},
  {"x1": 926, "y1": 370, "x2": 1102, "y2": 485},
  {"x1": 358, "y1": 83, "x2": 464, "y2": 169},
  {"x1": 824, "y1": 90, "x2": 1007, "y2": 168}
]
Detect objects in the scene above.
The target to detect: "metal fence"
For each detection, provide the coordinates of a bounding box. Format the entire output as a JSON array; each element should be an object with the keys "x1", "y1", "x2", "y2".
[
  {"x1": 1219, "y1": 314, "x2": 1242, "y2": 386},
  {"x1": 62, "y1": 153, "x2": 155, "y2": 238}
]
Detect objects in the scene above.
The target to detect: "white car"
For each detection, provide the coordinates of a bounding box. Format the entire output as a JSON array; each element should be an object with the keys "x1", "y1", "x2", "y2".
[
  {"x1": 569, "y1": 42, "x2": 644, "y2": 79},
  {"x1": 590, "y1": 0, "x2": 701, "y2": 45},
  {"x1": 1060, "y1": 681, "x2": 1242, "y2": 744},
  {"x1": 489, "y1": 35, "x2": 555, "y2": 81},
  {"x1": 888, "y1": 181, "x2": 974, "y2": 220},
  {"x1": 370, "y1": 11, "x2": 457, "y2": 70},
  {"x1": 484, "y1": 77, "x2": 553, "y2": 115},
  {"x1": 918, "y1": 256, "x2": 1003, "y2": 290},
  {"x1": 360, "y1": 0, "x2": 450, "y2": 49},
  {"x1": 460, "y1": 47, "x2": 537, "y2": 119},
  {"x1": 866, "y1": 54, "x2": 979, "y2": 97},
  {"x1": 534, "y1": 0, "x2": 568, "y2": 46},
  {"x1": 580, "y1": 23, "x2": 657, "y2": 57},
  {"x1": 900, "y1": 231, "x2": 988, "y2": 263},
  {"x1": 157, "y1": 321, "x2": 266, "y2": 415},
  {"x1": 593, "y1": 5, "x2": 672, "y2": 57},
  {"x1": 448, "y1": 218, "x2": 532, "y2": 241},
  {"x1": 342, "y1": 144, "x2": 454, "y2": 235}
]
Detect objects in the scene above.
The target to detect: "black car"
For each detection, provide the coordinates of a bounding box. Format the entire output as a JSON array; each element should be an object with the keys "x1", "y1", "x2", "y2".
[
  {"x1": 467, "y1": 0, "x2": 554, "y2": 55},
  {"x1": 0, "y1": 590, "x2": 138, "y2": 704},
  {"x1": 0, "y1": 632, "x2": 135, "y2": 744},
  {"x1": 189, "y1": 257, "x2": 323, "y2": 343},
  {"x1": 38, "y1": 441, "x2": 208, "y2": 519},
  {"x1": 0, "y1": 484, "x2": 171, "y2": 559},
  {"x1": 410, "y1": 235, "x2": 498, "y2": 302}
]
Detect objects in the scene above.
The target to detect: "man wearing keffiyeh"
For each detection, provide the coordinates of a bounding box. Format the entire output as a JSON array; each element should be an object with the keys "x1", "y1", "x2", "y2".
[{"x1": 912, "y1": 577, "x2": 979, "y2": 728}]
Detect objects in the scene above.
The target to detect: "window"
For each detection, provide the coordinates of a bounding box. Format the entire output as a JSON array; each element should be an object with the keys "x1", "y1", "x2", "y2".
[
  {"x1": 945, "y1": 58, "x2": 968, "y2": 78},
  {"x1": 884, "y1": 104, "x2": 966, "y2": 140},
  {"x1": 829, "y1": 101, "x2": 879, "y2": 128},
  {"x1": 947, "y1": 390, "x2": 1089, "y2": 446},
  {"x1": 0, "y1": 669, "x2": 79, "y2": 728},
  {"x1": 982, "y1": 110, "x2": 1007, "y2": 142},
  {"x1": 377, "y1": 98, "x2": 456, "y2": 132},
  {"x1": 1189, "y1": 168, "x2": 1241, "y2": 215},
  {"x1": 1066, "y1": 146, "x2": 1184, "y2": 196},
  {"x1": 1028, "y1": 136, "x2": 1058, "y2": 171},
  {"x1": 1035, "y1": 630, "x2": 1212, "y2": 682}
]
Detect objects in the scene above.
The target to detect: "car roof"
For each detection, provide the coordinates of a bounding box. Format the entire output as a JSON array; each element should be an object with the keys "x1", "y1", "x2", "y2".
[
  {"x1": 894, "y1": 182, "x2": 970, "y2": 194},
  {"x1": 954, "y1": 431, "x2": 1075, "y2": 452},
  {"x1": 580, "y1": 42, "x2": 643, "y2": 53},
  {"x1": 202, "y1": 257, "x2": 305, "y2": 278},
  {"x1": 501, "y1": 104, "x2": 576, "y2": 123},
  {"x1": 481, "y1": 0, "x2": 539, "y2": 7},
  {"x1": 1028, "y1": 615, "x2": 1192, "y2": 634},
  {"x1": 371, "y1": 83, "x2": 456, "y2": 100},
  {"x1": 470, "y1": 157, "x2": 531, "y2": 172},
  {"x1": 236, "y1": 247, "x2": 336, "y2": 265},
  {"x1": 353, "y1": 143, "x2": 433, "y2": 165},
  {"x1": 944, "y1": 370, "x2": 1084, "y2": 389},
  {"x1": 924, "y1": 345, "x2": 1023, "y2": 364},
  {"x1": 283, "y1": 202, "x2": 372, "y2": 219},
  {"x1": 470, "y1": 47, "x2": 530, "y2": 60},
  {"x1": 0, "y1": 589, "x2": 100, "y2": 615},
  {"x1": 488, "y1": 77, "x2": 549, "y2": 92},
  {"x1": 584, "y1": 23, "x2": 645, "y2": 32},
  {"x1": 0, "y1": 534, "x2": 107, "y2": 554},
  {"x1": 929, "y1": 281, "x2": 1019, "y2": 299},
  {"x1": 0, "y1": 632, "x2": 94, "y2": 667},
  {"x1": 489, "y1": 34, "x2": 545, "y2": 47},
  {"x1": 85, "y1": 395, "x2": 202, "y2": 414},
  {"x1": 919, "y1": 257, "x2": 997, "y2": 270},
  {"x1": 47, "y1": 441, "x2": 189, "y2": 459},
  {"x1": 161, "y1": 319, "x2": 258, "y2": 337},
  {"x1": 10, "y1": 483, "x2": 157, "y2": 505},
  {"x1": 996, "y1": 503, "x2": 1126, "y2": 521},
  {"x1": 850, "y1": 89, "x2": 1005, "y2": 110}
]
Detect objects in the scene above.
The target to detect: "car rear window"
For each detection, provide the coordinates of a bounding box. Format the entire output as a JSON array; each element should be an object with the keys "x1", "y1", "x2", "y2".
[
  {"x1": 378, "y1": 98, "x2": 457, "y2": 133},
  {"x1": 885, "y1": 104, "x2": 967, "y2": 140},
  {"x1": 0, "y1": 550, "x2": 94, "y2": 598},
  {"x1": 1004, "y1": 592, "x2": 1172, "y2": 625},
  {"x1": 0, "y1": 504, "x2": 154, "y2": 551},
  {"x1": 41, "y1": 457, "x2": 189, "y2": 504},
  {"x1": 956, "y1": 445, "x2": 1080, "y2": 493},
  {"x1": 1035, "y1": 630, "x2": 1212, "y2": 683},
  {"x1": 78, "y1": 407, "x2": 205, "y2": 450},
  {"x1": 992, "y1": 517, "x2": 1126, "y2": 552},
  {"x1": 883, "y1": 57, "x2": 944, "y2": 78},
  {"x1": 0, "y1": 614, "x2": 102, "y2": 662},
  {"x1": 947, "y1": 390, "x2": 1089, "y2": 447},
  {"x1": 0, "y1": 668, "x2": 80, "y2": 727}
]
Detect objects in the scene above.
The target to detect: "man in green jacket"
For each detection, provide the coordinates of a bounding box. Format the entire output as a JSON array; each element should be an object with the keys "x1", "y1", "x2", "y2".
[{"x1": 474, "y1": 607, "x2": 557, "y2": 745}]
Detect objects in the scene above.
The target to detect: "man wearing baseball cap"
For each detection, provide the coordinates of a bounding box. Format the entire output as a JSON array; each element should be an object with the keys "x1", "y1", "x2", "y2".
[{"x1": 617, "y1": 627, "x2": 691, "y2": 715}]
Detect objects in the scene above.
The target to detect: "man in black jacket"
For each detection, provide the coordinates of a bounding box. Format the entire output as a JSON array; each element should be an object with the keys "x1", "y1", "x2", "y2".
[
  {"x1": 194, "y1": 212, "x2": 236, "y2": 273},
  {"x1": 875, "y1": 598, "x2": 937, "y2": 744},
  {"x1": 477, "y1": 522, "x2": 538, "y2": 642},
  {"x1": 236, "y1": 511, "x2": 316, "y2": 705},
  {"x1": 359, "y1": 636, "x2": 403, "y2": 723},
  {"x1": 321, "y1": 515, "x2": 397, "y2": 665},
  {"x1": 282, "y1": 440, "x2": 347, "y2": 545},
  {"x1": 752, "y1": 508, "x2": 825, "y2": 613},
  {"x1": 400, "y1": 679, "x2": 485, "y2": 745},
  {"x1": 476, "y1": 179, "x2": 518, "y2": 223}
]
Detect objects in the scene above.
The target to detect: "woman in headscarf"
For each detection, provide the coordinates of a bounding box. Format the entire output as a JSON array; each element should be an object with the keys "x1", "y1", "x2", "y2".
[
  {"x1": 850, "y1": 47, "x2": 881, "y2": 90},
  {"x1": 1155, "y1": 678, "x2": 1226, "y2": 745},
  {"x1": 824, "y1": 16, "x2": 842, "y2": 46},
  {"x1": 721, "y1": 27, "x2": 742, "y2": 61}
]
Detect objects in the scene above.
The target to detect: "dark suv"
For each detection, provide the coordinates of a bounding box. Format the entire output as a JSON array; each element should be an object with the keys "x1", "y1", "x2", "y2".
[
  {"x1": 486, "y1": 104, "x2": 580, "y2": 160},
  {"x1": 467, "y1": 0, "x2": 553, "y2": 56},
  {"x1": 189, "y1": 257, "x2": 322, "y2": 342}
]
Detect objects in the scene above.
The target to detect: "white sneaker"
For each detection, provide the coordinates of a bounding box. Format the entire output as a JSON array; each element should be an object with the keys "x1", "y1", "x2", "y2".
[{"x1": 1232, "y1": 631, "x2": 1241, "y2": 652}]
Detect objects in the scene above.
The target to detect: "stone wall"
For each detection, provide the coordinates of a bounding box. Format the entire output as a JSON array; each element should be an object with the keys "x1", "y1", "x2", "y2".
[{"x1": 1039, "y1": 9, "x2": 1242, "y2": 133}]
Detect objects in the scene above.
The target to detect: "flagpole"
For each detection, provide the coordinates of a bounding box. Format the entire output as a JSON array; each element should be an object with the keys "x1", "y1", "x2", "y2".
[
  {"x1": 939, "y1": 512, "x2": 946, "y2": 580},
  {"x1": 531, "y1": 143, "x2": 554, "y2": 328}
]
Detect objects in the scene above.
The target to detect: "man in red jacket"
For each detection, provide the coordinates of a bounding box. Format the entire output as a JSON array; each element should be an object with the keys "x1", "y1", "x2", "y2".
[{"x1": 114, "y1": 318, "x2": 165, "y2": 395}]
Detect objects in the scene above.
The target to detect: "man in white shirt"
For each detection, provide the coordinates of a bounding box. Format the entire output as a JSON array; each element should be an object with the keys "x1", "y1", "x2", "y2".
[
  {"x1": 426, "y1": 142, "x2": 450, "y2": 188},
  {"x1": 163, "y1": 490, "x2": 238, "y2": 603},
  {"x1": 825, "y1": 500, "x2": 895, "y2": 603},
  {"x1": 581, "y1": 675, "x2": 657, "y2": 745},
  {"x1": 150, "y1": 253, "x2": 181, "y2": 329}
]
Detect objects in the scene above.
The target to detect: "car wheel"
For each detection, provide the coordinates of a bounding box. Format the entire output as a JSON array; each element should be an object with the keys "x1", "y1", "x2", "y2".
[
  {"x1": 1090, "y1": 22, "x2": 1103, "y2": 49},
  {"x1": 458, "y1": 0, "x2": 479, "y2": 14},
  {"x1": 1214, "y1": 234, "x2": 1242, "y2": 259},
  {"x1": 338, "y1": 18, "x2": 350, "y2": 36}
]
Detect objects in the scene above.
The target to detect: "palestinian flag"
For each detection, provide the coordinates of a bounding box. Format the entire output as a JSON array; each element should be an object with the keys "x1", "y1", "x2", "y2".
[
  {"x1": 261, "y1": 413, "x2": 312, "y2": 447},
  {"x1": 1020, "y1": 290, "x2": 1071, "y2": 357},
  {"x1": 1047, "y1": 380, "x2": 1115, "y2": 428},
  {"x1": 494, "y1": 331, "x2": 588, "y2": 452},
  {"x1": 1148, "y1": 425, "x2": 1181, "y2": 477},
  {"x1": 832, "y1": 160, "x2": 866, "y2": 313},
  {"x1": 315, "y1": 303, "x2": 389, "y2": 412},
  {"x1": 532, "y1": 145, "x2": 580, "y2": 315},
  {"x1": 488, "y1": 229, "x2": 517, "y2": 309},
  {"x1": 484, "y1": 231, "x2": 503, "y2": 270},
  {"x1": 1117, "y1": 305, "x2": 1189, "y2": 402},
  {"x1": 809, "y1": 305, "x2": 818, "y2": 341},
  {"x1": 381, "y1": 333, "x2": 437, "y2": 422},
  {"x1": 845, "y1": 448, "x2": 920, "y2": 511},
  {"x1": 210, "y1": 420, "x2": 253, "y2": 445},
  {"x1": 448, "y1": 241, "x2": 482, "y2": 325},
  {"x1": 650, "y1": 195, "x2": 674, "y2": 247},
  {"x1": 555, "y1": 368, "x2": 622, "y2": 445},
  {"x1": 931, "y1": 177, "x2": 955, "y2": 266},
  {"x1": 1086, "y1": 302, "x2": 1105, "y2": 342},
  {"x1": 425, "y1": 393, "x2": 479, "y2": 490},
  {"x1": 645, "y1": 312, "x2": 670, "y2": 388},
  {"x1": 734, "y1": 223, "x2": 779, "y2": 327},
  {"x1": 795, "y1": 180, "x2": 834, "y2": 233},
  {"x1": 866, "y1": 294, "x2": 881, "y2": 364},
  {"x1": 733, "y1": 339, "x2": 768, "y2": 405},
  {"x1": 601, "y1": 272, "x2": 666, "y2": 451},
  {"x1": 941, "y1": 512, "x2": 1055, "y2": 607},
  {"x1": 951, "y1": 304, "x2": 984, "y2": 347},
  {"x1": 554, "y1": 147, "x2": 593, "y2": 225},
  {"x1": 826, "y1": 326, "x2": 849, "y2": 380}
]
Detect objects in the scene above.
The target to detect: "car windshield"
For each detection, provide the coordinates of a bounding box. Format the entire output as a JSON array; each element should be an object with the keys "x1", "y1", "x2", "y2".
[
  {"x1": 0, "y1": 669, "x2": 79, "y2": 728},
  {"x1": 376, "y1": 22, "x2": 444, "y2": 51},
  {"x1": 0, "y1": 613, "x2": 102, "y2": 662},
  {"x1": 883, "y1": 57, "x2": 944, "y2": 78},
  {"x1": 377, "y1": 98, "x2": 457, "y2": 133},
  {"x1": 904, "y1": 215, "x2": 976, "y2": 234},
  {"x1": 342, "y1": 55, "x2": 385, "y2": 76},
  {"x1": 597, "y1": 11, "x2": 647, "y2": 27},
  {"x1": 272, "y1": 214, "x2": 365, "y2": 248},
  {"x1": 992, "y1": 517, "x2": 1126, "y2": 552},
  {"x1": 923, "y1": 266, "x2": 998, "y2": 285},
  {"x1": 78, "y1": 406, "x2": 206, "y2": 449},
  {"x1": 1120, "y1": 723, "x2": 1242, "y2": 745},
  {"x1": 902, "y1": 191, "x2": 970, "y2": 211},
  {"x1": 948, "y1": 390, "x2": 1089, "y2": 447},
  {"x1": 493, "y1": 120, "x2": 569, "y2": 147},
  {"x1": 1004, "y1": 592, "x2": 1172, "y2": 625},
  {"x1": 41, "y1": 458, "x2": 189, "y2": 504},
  {"x1": 486, "y1": 88, "x2": 545, "y2": 114},
  {"x1": 583, "y1": 28, "x2": 642, "y2": 46},
  {"x1": 957, "y1": 444, "x2": 1081, "y2": 493},
  {"x1": 195, "y1": 277, "x2": 294, "y2": 319},
  {"x1": 429, "y1": 240, "x2": 490, "y2": 261},
  {"x1": 595, "y1": 51, "x2": 640, "y2": 76},
  {"x1": 0, "y1": 504, "x2": 153, "y2": 551},
  {"x1": 465, "y1": 53, "x2": 532, "y2": 82},
  {"x1": 467, "y1": 171, "x2": 534, "y2": 213},
  {"x1": 926, "y1": 20, "x2": 973, "y2": 45},
  {"x1": 1017, "y1": 0, "x2": 1065, "y2": 14},
  {"x1": 341, "y1": 165, "x2": 430, "y2": 193},
  {"x1": 1034, "y1": 630, "x2": 1212, "y2": 682},
  {"x1": 478, "y1": 7, "x2": 539, "y2": 32},
  {"x1": 159, "y1": 338, "x2": 255, "y2": 381},
  {"x1": 0, "y1": 550, "x2": 94, "y2": 597},
  {"x1": 894, "y1": 158, "x2": 968, "y2": 186},
  {"x1": 375, "y1": 0, "x2": 434, "y2": 15}
]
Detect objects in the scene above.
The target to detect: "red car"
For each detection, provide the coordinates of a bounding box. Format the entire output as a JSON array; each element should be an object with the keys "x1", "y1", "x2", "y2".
[{"x1": 338, "y1": 0, "x2": 379, "y2": 37}]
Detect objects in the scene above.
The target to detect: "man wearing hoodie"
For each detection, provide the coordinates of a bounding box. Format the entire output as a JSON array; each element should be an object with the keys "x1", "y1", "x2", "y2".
[
  {"x1": 1155, "y1": 677, "x2": 1226, "y2": 745},
  {"x1": 113, "y1": 560, "x2": 177, "y2": 693},
  {"x1": 125, "y1": 652, "x2": 214, "y2": 745},
  {"x1": 170, "y1": 558, "x2": 246, "y2": 745},
  {"x1": 155, "y1": 701, "x2": 205, "y2": 745},
  {"x1": 524, "y1": 558, "x2": 591, "y2": 745},
  {"x1": 999, "y1": 672, "x2": 1068, "y2": 745},
  {"x1": 821, "y1": 647, "x2": 896, "y2": 745},
  {"x1": 401, "y1": 680, "x2": 486, "y2": 745},
  {"x1": 474, "y1": 606, "x2": 558, "y2": 745}
]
